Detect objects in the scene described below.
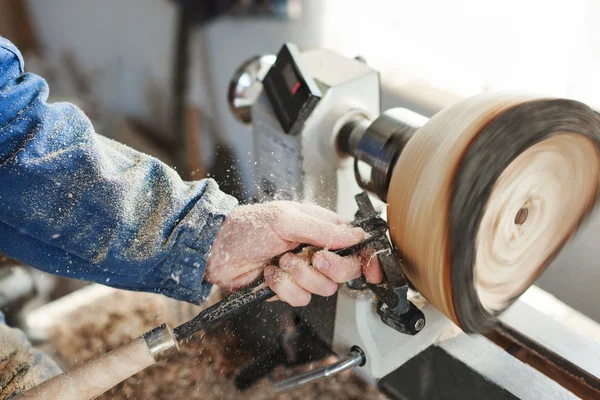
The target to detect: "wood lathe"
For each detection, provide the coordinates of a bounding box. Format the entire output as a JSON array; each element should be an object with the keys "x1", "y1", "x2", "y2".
[{"x1": 22, "y1": 43, "x2": 600, "y2": 399}]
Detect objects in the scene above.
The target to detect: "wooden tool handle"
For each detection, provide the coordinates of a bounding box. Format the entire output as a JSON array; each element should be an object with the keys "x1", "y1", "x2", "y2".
[{"x1": 20, "y1": 337, "x2": 156, "y2": 400}]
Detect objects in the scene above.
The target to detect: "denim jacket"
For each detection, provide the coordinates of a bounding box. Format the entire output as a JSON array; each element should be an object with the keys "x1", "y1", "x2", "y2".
[{"x1": 0, "y1": 37, "x2": 237, "y2": 305}]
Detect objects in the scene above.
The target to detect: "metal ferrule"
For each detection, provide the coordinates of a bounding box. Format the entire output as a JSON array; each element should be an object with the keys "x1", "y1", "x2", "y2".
[{"x1": 143, "y1": 323, "x2": 179, "y2": 360}]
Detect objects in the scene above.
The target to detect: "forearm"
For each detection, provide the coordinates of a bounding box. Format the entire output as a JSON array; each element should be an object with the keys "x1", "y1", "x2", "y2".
[
  {"x1": 0, "y1": 37, "x2": 238, "y2": 304},
  {"x1": 0, "y1": 167, "x2": 236, "y2": 304}
]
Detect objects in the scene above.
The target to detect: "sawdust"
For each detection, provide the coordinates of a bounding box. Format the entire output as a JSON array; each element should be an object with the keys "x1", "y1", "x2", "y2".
[
  {"x1": 95, "y1": 137, "x2": 184, "y2": 263},
  {"x1": 46, "y1": 290, "x2": 385, "y2": 400}
]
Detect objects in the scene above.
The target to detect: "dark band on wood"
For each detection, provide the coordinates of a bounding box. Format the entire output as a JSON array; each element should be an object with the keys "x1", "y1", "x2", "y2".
[{"x1": 449, "y1": 99, "x2": 600, "y2": 332}]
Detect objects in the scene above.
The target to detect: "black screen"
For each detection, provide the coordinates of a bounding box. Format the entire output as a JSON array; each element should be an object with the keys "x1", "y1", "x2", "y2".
[{"x1": 262, "y1": 43, "x2": 322, "y2": 134}]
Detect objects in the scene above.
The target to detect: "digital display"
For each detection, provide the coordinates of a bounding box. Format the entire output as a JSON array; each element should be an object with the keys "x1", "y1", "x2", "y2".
[
  {"x1": 262, "y1": 43, "x2": 322, "y2": 134},
  {"x1": 283, "y1": 63, "x2": 300, "y2": 94}
]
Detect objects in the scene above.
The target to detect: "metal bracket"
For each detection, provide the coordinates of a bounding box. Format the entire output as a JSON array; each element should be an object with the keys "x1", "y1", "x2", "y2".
[{"x1": 351, "y1": 192, "x2": 425, "y2": 335}]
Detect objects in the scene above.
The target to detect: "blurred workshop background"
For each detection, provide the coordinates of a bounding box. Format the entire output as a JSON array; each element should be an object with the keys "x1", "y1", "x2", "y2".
[{"x1": 0, "y1": 0, "x2": 599, "y2": 326}]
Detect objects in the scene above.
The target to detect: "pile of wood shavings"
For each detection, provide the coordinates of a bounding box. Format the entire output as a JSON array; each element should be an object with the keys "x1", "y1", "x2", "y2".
[{"x1": 47, "y1": 289, "x2": 385, "y2": 399}]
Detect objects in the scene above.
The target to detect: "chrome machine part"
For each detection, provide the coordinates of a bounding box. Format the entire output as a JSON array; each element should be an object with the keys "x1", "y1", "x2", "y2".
[
  {"x1": 338, "y1": 108, "x2": 428, "y2": 201},
  {"x1": 273, "y1": 347, "x2": 366, "y2": 393},
  {"x1": 143, "y1": 323, "x2": 179, "y2": 360},
  {"x1": 228, "y1": 54, "x2": 276, "y2": 124}
]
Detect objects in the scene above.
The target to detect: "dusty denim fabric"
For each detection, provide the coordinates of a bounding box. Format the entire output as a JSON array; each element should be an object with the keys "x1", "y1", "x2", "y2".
[
  {"x1": 0, "y1": 312, "x2": 62, "y2": 398},
  {"x1": 0, "y1": 37, "x2": 238, "y2": 305}
]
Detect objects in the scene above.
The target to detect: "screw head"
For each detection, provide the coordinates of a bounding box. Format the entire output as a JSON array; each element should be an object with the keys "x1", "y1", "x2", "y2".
[{"x1": 414, "y1": 319, "x2": 425, "y2": 331}]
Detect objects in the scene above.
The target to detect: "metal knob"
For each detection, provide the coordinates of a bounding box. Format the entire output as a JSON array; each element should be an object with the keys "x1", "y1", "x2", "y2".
[{"x1": 228, "y1": 54, "x2": 276, "y2": 124}]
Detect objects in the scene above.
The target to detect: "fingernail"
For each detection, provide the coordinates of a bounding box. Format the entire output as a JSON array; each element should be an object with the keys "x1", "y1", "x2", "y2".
[{"x1": 314, "y1": 256, "x2": 329, "y2": 271}]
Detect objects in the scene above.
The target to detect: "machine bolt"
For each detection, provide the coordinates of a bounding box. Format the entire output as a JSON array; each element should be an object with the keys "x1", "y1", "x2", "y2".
[{"x1": 414, "y1": 318, "x2": 425, "y2": 332}]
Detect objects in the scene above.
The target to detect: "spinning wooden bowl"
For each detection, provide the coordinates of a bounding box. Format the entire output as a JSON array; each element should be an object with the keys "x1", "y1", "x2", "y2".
[{"x1": 387, "y1": 93, "x2": 600, "y2": 333}]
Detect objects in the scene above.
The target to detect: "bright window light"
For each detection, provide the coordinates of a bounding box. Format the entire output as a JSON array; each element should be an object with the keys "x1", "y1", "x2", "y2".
[{"x1": 321, "y1": 0, "x2": 600, "y2": 107}]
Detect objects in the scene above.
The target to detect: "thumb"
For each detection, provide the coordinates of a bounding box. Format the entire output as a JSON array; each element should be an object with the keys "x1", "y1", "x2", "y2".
[{"x1": 278, "y1": 212, "x2": 365, "y2": 249}]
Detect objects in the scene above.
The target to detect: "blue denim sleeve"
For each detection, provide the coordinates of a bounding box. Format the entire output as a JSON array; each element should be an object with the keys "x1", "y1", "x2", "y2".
[{"x1": 0, "y1": 37, "x2": 238, "y2": 304}]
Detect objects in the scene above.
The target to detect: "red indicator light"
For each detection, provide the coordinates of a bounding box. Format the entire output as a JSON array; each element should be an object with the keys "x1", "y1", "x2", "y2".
[{"x1": 292, "y1": 82, "x2": 301, "y2": 95}]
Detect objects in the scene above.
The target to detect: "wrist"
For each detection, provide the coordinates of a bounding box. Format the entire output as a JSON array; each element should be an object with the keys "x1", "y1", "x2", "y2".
[{"x1": 158, "y1": 180, "x2": 238, "y2": 304}]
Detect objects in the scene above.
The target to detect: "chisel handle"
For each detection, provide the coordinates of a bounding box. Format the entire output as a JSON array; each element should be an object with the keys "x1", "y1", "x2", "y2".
[{"x1": 21, "y1": 324, "x2": 177, "y2": 400}]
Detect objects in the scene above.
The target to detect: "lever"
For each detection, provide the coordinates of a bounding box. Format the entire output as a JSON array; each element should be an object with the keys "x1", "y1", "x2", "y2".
[{"x1": 273, "y1": 347, "x2": 366, "y2": 393}]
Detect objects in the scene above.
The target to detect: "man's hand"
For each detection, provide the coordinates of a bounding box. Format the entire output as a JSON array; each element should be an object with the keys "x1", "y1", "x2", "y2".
[{"x1": 206, "y1": 201, "x2": 383, "y2": 306}]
